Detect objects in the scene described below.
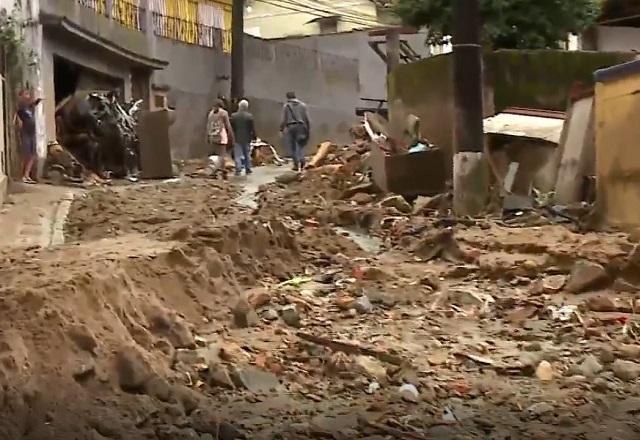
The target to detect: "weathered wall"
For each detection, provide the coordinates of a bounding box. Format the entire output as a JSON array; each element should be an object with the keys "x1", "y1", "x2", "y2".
[
  {"x1": 152, "y1": 37, "x2": 230, "y2": 159},
  {"x1": 245, "y1": 35, "x2": 359, "y2": 152},
  {"x1": 490, "y1": 50, "x2": 635, "y2": 112},
  {"x1": 595, "y1": 62, "x2": 640, "y2": 230},
  {"x1": 593, "y1": 26, "x2": 640, "y2": 52}
]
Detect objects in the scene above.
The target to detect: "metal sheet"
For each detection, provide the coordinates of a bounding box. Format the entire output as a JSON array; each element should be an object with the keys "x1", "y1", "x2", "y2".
[{"x1": 484, "y1": 112, "x2": 565, "y2": 144}]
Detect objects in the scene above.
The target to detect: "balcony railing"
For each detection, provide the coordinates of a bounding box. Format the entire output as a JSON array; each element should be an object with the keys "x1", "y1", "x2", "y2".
[{"x1": 111, "y1": 0, "x2": 145, "y2": 32}]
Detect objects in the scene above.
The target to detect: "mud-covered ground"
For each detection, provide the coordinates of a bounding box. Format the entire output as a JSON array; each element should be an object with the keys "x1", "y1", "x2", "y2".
[{"x1": 1, "y1": 164, "x2": 640, "y2": 440}]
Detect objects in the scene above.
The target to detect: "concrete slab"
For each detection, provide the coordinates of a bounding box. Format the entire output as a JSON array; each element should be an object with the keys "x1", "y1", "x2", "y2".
[{"x1": 0, "y1": 182, "x2": 80, "y2": 249}]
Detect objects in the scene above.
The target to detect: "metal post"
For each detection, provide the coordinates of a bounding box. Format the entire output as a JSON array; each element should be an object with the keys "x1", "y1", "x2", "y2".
[
  {"x1": 231, "y1": 0, "x2": 245, "y2": 100},
  {"x1": 452, "y1": 0, "x2": 489, "y2": 216}
]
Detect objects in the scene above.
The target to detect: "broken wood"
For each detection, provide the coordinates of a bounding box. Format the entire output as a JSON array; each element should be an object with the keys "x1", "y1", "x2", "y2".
[
  {"x1": 358, "y1": 416, "x2": 434, "y2": 440},
  {"x1": 296, "y1": 332, "x2": 405, "y2": 366},
  {"x1": 306, "y1": 141, "x2": 335, "y2": 169}
]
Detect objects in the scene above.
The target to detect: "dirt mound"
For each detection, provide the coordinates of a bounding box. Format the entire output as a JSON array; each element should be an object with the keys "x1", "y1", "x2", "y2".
[{"x1": 0, "y1": 215, "x2": 305, "y2": 439}]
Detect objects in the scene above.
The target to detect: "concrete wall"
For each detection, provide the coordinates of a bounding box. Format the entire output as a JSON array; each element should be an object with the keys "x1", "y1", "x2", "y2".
[
  {"x1": 593, "y1": 26, "x2": 640, "y2": 52},
  {"x1": 153, "y1": 37, "x2": 230, "y2": 159},
  {"x1": 595, "y1": 63, "x2": 640, "y2": 230},
  {"x1": 245, "y1": 35, "x2": 359, "y2": 151}
]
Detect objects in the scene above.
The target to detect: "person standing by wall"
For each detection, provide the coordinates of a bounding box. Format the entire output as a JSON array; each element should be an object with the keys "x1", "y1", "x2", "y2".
[
  {"x1": 230, "y1": 99, "x2": 256, "y2": 176},
  {"x1": 280, "y1": 91, "x2": 310, "y2": 171},
  {"x1": 206, "y1": 99, "x2": 234, "y2": 180},
  {"x1": 14, "y1": 89, "x2": 42, "y2": 184}
]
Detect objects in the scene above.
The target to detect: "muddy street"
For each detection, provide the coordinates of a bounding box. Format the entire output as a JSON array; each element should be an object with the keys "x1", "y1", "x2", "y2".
[{"x1": 0, "y1": 163, "x2": 639, "y2": 440}]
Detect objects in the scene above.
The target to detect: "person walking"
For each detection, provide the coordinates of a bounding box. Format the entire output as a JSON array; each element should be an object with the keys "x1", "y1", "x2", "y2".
[
  {"x1": 280, "y1": 91, "x2": 310, "y2": 171},
  {"x1": 206, "y1": 99, "x2": 234, "y2": 179},
  {"x1": 15, "y1": 89, "x2": 42, "y2": 184},
  {"x1": 230, "y1": 99, "x2": 256, "y2": 176}
]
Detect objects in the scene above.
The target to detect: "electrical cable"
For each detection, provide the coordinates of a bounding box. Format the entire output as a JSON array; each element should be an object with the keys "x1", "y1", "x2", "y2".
[
  {"x1": 277, "y1": 0, "x2": 381, "y2": 24},
  {"x1": 254, "y1": 0, "x2": 382, "y2": 27}
]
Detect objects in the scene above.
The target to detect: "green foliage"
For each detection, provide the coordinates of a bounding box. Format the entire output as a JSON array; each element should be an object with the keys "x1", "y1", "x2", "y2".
[
  {"x1": 0, "y1": 1, "x2": 38, "y2": 82},
  {"x1": 392, "y1": 0, "x2": 601, "y2": 49}
]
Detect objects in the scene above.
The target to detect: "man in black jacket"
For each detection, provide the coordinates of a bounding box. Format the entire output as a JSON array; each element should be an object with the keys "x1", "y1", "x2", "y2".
[
  {"x1": 280, "y1": 91, "x2": 310, "y2": 171},
  {"x1": 230, "y1": 99, "x2": 256, "y2": 176}
]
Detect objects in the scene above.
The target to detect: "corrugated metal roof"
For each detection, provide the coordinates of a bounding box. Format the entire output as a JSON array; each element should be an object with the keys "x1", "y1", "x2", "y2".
[{"x1": 483, "y1": 111, "x2": 565, "y2": 144}]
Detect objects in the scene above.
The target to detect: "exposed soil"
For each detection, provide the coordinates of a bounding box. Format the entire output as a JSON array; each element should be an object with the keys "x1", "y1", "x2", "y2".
[{"x1": 2, "y1": 165, "x2": 640, "y2": 440}]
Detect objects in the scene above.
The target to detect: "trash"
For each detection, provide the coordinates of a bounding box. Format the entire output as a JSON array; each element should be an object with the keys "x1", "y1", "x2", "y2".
[
  {"x1": 566, "y1": 260, "x2": 609, "y2": 293},
  {"x1": 535, "y1": 361, "x2": 554, "y2": 381},
  {"x1": 278, "y1": 276, "x2": 313, "y2": 288},
  {"x1": 455, "y1": 351, "x2": 495, "y2": 366},
  {"x1": 398, "y1": 383, "x2": 419, "y2": 403},
  {"x1": 366, "y1": 381, "x2": 381, "y2": 394},
  {"x1": 408, "y1": 143, "x2": 428, "y2": 153},
  {"x1": 548, "y1": 305, "x2": 578, "y2": 322},
  {"x1": 380, "y1": 195, "x2": 412, "y2": 214},
  {"x1": 353, "y1": 295, "x2": 374, "y2": 314},
  {"x1": 280, "y1": 304, "x2": 302, "y2": 328},
  {"x1": 442, "y1": 406, "x2": 458, "y2": 422},
  {"x1": 296, "y1": 332, "x2": 405, "y2": 365}
]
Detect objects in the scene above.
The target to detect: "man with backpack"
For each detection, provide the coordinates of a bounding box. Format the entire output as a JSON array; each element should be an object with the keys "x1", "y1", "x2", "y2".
[
  {"x1": 280, "y1": 91, "x2": 310, "y2": 171},
  {"x1": 206, "y1": 99, "x2": 234, "y2": 179}
]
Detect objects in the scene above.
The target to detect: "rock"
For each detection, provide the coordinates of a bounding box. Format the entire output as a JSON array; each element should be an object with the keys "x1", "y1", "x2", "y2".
[
  {"x1": 612, "y1": 359, "x2": 640, "y2": 382},
  {"x1": 231, "y1": 366, "x2": 280, "y2": 393},
  {"x1": 585, "y1": 295, "x2": 617, "y2": 312},
  {"x1": 335, "y1": 296, "x2": 356, "y2": 310},
  {"x1": 541, "y1": 275, "x2": 566, "y2": 293},
  {"x1": 280, "y1": 304, "x2": 301, "y2": 328},
  {"x1": 613, "y1": 278, "x2": 640, "y2": 293},
  {"x1": 262, "y1": 309, "x2": 279, "y2": 321},
  {"x1": 566, "y1": 261, "x2": 609, "y2": 293},
  {"x1": 167, "y1": 317, "x2": 196, "y2": 349},
  {"x1": 578, "y1": 355, "x2": 603, "y2": 378},
  {"x1": 598, "y1": 347, "x2": 616, "y2": 365},
  {"x1": 207, "y1": 363, "x2": 236, "y2": 389},
  {"x1": 72, "y1": 357, "x2": 96, "y2": 381},
  {"x1": 172, "y1": 385, "x2": 201, "y2": 415},
  {"x1": 231, "y1": 297, "x2": 259, "y2": 328},
  {"x1": 355, "y1": 356, "x2": 387, "y2": 383},
  {"x1": 353, "y1": 295, "x2": 373, "y2": 314},
  {"x1": 398, "y1": 384, "x2": 419, "y2": 403},
  {"x1": 617, "y1": 344, "x2": 640, "y2": 360},
  {"x1": 247, "y1": 288, "x2": 271, "y2": 309},
  {"x1": 145, "y1": 375, "x2": 173, "y2": 402},
  {"x1": 380, "y1": 195, "x2": 412, "y2": 214},
  {"x1": 275, "y1": 171, "x2": 301, "y2": 185},
  {"x1": 341, "y1": 182, "x2": 376, "y2": 200},
  {"x1": 357, "y1": 266, "x2": 393, "y2": 281},
  {"x1": 592, "y1": 377, "x2": 611, "y2": 393},
  {"x1": 351, "y1": 193, "x2": 374, "y2": 205},
  {"x1": 524, "y1": 342, "x2": 542, "y2": 352},
  {"x1": 525, "y1": 402, "x2": 554, "y2": 418},
  {"x1": 190, "y1": 408, "x2": 244, "y2": 439},
  {"x1": 115, "y1": 347, "x2": 154, "y2": 392},
  {"x1": 535, "y1": 361, "x2": 554, "y2": 381}
]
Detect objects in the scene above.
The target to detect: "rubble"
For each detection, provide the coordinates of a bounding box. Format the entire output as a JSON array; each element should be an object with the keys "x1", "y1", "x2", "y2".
[
  {"x1": 612, "y1": 360, "x2": 640, "y2": 382},
  {"x1": 566, "y1": 260, "x2": 609, "y2": 293}
]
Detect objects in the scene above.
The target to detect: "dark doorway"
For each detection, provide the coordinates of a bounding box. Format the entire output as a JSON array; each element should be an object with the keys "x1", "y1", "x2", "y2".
[{"x1": 53, "y1": 55, "x2": 81, "y2": 104}]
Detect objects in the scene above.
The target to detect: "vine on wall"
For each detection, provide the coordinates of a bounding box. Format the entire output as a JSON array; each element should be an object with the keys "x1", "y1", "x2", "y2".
[{"x1": 0, "y1": 0, "x2": 38, "y2": 86}]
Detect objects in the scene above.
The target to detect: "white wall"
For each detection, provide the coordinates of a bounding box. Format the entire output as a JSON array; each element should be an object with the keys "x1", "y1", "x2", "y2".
[{"x1": 596, "y1": 26, "x2": 640, "y2": 52}]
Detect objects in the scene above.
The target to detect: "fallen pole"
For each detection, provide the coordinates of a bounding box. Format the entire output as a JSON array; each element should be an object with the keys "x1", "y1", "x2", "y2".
[{"x1": 296, "y1": 332, "x2": 405, "y2": 365}]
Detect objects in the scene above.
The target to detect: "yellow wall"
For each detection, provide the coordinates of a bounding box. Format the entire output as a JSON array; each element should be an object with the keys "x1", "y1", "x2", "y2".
[{"x1": 595, "y1": 73, "x2": 640, "y2": 229}]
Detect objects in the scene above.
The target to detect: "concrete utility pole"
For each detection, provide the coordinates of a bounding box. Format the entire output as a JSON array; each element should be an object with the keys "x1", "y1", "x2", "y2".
[
  {"x1": 452, "y1": 0, "x2": 489, "y2": 216},
  {"x1": 386, "y1": 28, "x2": 400, "y2": 75},
  {"x1": 231, "y1": 0, "x2": 245, "y2": 99}
]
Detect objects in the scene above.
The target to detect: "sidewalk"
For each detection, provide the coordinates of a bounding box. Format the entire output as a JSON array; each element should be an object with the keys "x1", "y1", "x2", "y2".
[{"x1": 0, "y1": 182, "x2": 79, "y2": 249}]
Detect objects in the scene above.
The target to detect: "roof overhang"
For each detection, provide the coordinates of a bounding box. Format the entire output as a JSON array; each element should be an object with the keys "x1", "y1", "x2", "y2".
[{"x1": 41, "y1": 13, "x2": 168, "y2": 70}]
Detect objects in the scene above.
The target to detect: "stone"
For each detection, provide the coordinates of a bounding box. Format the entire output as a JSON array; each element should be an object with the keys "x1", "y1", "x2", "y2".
[
  {"x1": 598, "y1": 347, "x2": 616, "y2": 365},
  {"x1": 525, "y1": 402, "x2": 554, "y2": 418},
  {"x1": 190, "y1": 408, "x2": 244, "y2": 439},
  {"x1": 398, "y1": 383, "x2": 419, "y2": 403},
  {"x1": 72, "y1": 357, "x2": 96, "y2": 381},
  {"x1": 262, "y1": 309, "x2": 279, "y2": 321},
  {"x1": 231, "y1": 366, "x2": 280, "y2": 393},
  {"x1": 172, "y1": 385, "x2": 201, "y2": 415},
  {"x1": 380, "y1": 195, "x2": 412, "y2": 214},
  {"x1": 592, "y1": 377, "x2": 611, "y2": 393},
  {"x1": 578, "y1": 355, "x2": 603, "y2": 378},
  {"x1": 231, "y1": 297, "x2": 259, "y2": 328},
  {"x1": 115, "y1": 347, "x2": 154, "y2": 393},
  {"x1": 585, "y1": 295, "x2": 617, "y2": 312},
  {"x1": 566, "y1": 261, "x2": 609, "y2": 293},
  {"x1": 275, "y1": 171, "x2": 301, "y2": 185},
  {"x1": 353, "y1": 295, "x2": 373, "y2": 314},
  {"x1": 612, "y1": 359, "x2": 640, "y2": 382},
  {"x1": 354, "y1": 356, "x2": 387, "y2": 383},
  {"x1": 617, "y1": 344, "x2": 640, "y2": 360},
  {"x1": 247, "y1": 288, "x2": 271, "y2": 309},
  {"x1": 535, "y1": 361, "x2": 554, "y2": 381},
  {"x1": 541, "y1": 275, "x2": 566, "y2": 293},
  {"x1": 613, "y1": 278, "x2": 640, "y2": 293},
  {"x1": 167, "y1": 318, "x2": 196, "y2": 349},
  {"x1": 280, "y1": 304, "x2": 301, "y2": 328},
  {"x1": 145, "y1": 376, "x2": 173, "y2": 402},
  {"x1": 207, "y1": 363, "x2": 236, "y2": 389},
  {"x1": 351, "y1": 193, "x2": 374, "y2": 205}
]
